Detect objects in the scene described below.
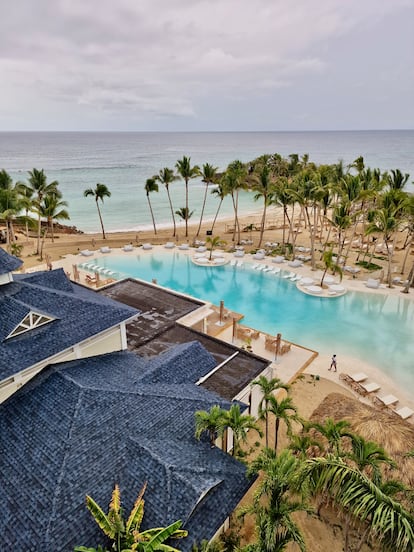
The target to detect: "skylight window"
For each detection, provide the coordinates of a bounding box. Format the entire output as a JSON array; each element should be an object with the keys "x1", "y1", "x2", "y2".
[{"x1": 7, "y1": 311, "x2": 54, "y2": 339}]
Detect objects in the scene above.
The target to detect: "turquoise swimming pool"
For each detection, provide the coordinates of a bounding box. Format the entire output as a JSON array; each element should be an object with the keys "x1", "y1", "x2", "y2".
[{"x1": 82, "y1": 251, "x2": 414, "y2": 389}]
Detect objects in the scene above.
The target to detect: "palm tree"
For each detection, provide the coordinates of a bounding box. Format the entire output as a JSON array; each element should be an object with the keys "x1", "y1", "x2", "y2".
[
  {"x1": 37, "y1": 192, "x2": 69, "y2": 243},
  {"x1": 320, "y1": 249, "x2": 343, "y2": 287},
  {"x1": 310, "y1": 418, "x2": 351, "y2": 455},
  {"x1": 365, "y1": 205, "x2": 401, "y2": 287},
  {"x1": 387, "y1": 169, "x2": 409, "y2": 191},
  {"x1": 266, "y1": 395, "x2": 300, "y2": 454},
  {"x1": 221, "y1": 403, "x2": 262, "y2": 457},
  {"x1": 15, "y1": 182, "x2": 34, "y2": 242},
  {"x1": 206, "y1": 235, "x2": 225, "y2": 260},
  {"x1": 347, "y1": 434, "x2": 395, "y2": 485},
  {"x1": 77, "y1": 482, "x2": 187, "y2": 552},
  {"x1": 175, "y1": 207, "x2": 194, "y2": 229},
  {"x1": 27, "y1": 168, "x2": 59, "y2": 254},
  {"x1": 0, "y1": 174, "x2": 24, "y2": 248},
  {"x1": 252, "y1": 375, "x2": 290, "y2": 448},
  {"x1": 222, "y1": 160, "x2": 247, "y2": 244},
  {"x1": 243, "y1": 448, "x2": 308, "y2": 552},
  {"x1": 156, "y1": 168, "x2": 179, "y2": 237},
  {"x1": 196, "y1": 163, "x2": 218, "y2": 237},
  {"x1": 175, "y1": 156, "x2": 200, "y2": 237},
  {"x1": 301, "y1": 456, "x2": 414, "y2": 552},
  {"x1": 252, "y1": 164, "x2": 274, "y2": 248},
  {"x1": 288, "y1": 433, "x2": 324, "y2": 460},
  {"x1": 210, "y1": 180, "x2": 227, "y2": 233},
  {"x1": 145, "y1": 177, "x2": 159, "y2": 235},
  {"x1": 83, "y1": 183, "x2": 111, "y2": 239},
  {"x1": 194, "y1": 405, "x2": 226, "y2": 447}
]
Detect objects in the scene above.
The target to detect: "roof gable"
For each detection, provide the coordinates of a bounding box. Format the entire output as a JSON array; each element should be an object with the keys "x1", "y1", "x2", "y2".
[
  {"x1": 0, "y1": 269, "x2": 138, "y2": 379},
  {"x1": 6, "y1": 310, "x2": 55, "y2": 340}
]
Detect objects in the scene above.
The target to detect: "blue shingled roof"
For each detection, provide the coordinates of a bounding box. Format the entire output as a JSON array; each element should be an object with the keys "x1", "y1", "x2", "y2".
[
  {"x1": 0, "y1": 348, "x2": 252, "y2": 551},
  {"x1": 0, "y1": 246, "x2": 23, "y2": 274},
  {"x1": 0, "y1": 269, "x2": 138, "y2": 379}
]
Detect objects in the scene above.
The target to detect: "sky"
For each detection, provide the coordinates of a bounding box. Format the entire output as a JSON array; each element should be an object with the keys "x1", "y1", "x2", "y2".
[{"x1": 1, "y1": 0, "x2": 413, "y2": 132}]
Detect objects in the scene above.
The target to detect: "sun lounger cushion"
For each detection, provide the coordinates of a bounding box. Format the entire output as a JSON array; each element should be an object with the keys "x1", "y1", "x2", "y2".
[
  {"x1": 80, "y1": 250, "x2": 94, "y2": 256},
  {"x1": 142, "y1": 243, "x2": 153, "y2": 250},
  {"x1": 164, "y1": 242, "x2": 175, "y2": 249},
  {"x1": 123, "y1": 245, "x2": 133, "y2": 252},
  {"x1": 100, "y1": 246, "x2": 111, "y2": 253},
  {"x1": 395, "y1": 407, "x2": 414, "y2": 419}
]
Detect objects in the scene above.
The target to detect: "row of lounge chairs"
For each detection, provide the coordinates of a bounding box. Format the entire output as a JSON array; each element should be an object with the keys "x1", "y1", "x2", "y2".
[{"x1": 340, "y1": 372, "x2": 413, "y2": 420}]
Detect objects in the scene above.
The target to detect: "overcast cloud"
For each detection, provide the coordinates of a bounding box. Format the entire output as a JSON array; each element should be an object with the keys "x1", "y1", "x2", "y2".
[{"x1": 0, "y1": 0, "x2": 413, "y2": 131}]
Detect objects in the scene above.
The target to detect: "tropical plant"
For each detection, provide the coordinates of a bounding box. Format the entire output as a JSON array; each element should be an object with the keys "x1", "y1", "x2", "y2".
[
  {"x1": 346, "y1": 434, "x2": 395, "y2": 485},
  {"x1": 301, "y1": 456, "x2": 414, "y2": 552},
  {"x1": 175, "y1": 207, "x2": 194, "y2": 227},
  {"x1": 76, "y1": 482, "x2": 187, "y2": 552},
  {"x1": 175, "y1": 156, "x2": 200, "y2": 237},
  {"x1": 252, "y1": 164, "x2": 274, "y2": 248},
  {"x1": 36, "y1": 191, "x2": 70, "y2": 243},
  {"x1": 145, "y1": 177, "x2": 159, "y2": 235},
  {"x1": 223, "y1": 160, "x2": 247, "y2": 244},
  {"x1": 27, "y1": 168, "x2": 59, "y2": 254},
  {"x1": 195, "y1": 405, "x2": 226, "y2": 447},
  {"x1": 266, "y1": 395, "x2": 300, "y2": 453},
  {"x1": 155, "y1": 168, "x2": 179, "y2": 237},
  {"x1": 210, "y1": 181, "x2": 228, "y2": 234},
  {"x1": 221, "y1": 403, "x2": 262, "y2": 457},
  {"x1": 309, "y1": 418, "x2": 351, "y2": 455},
  {"x1": 243, "y1": 449, "x2": 308, "y2": 552},
  {"x1": 251, "y1": 376, "x2": 290, "y2": 448},
  {"x1": 320, "y1": 249, "x2": 343, "y2": 287},
  {"x1": 83, "y1": 183, "x2": 111, "y2": 239},
  {"x1": 206, "y1": 235, "x2": 226, "y2": 260},
  {"x1": 196, "y1": 163, "x2": 218, "y2": 237}
]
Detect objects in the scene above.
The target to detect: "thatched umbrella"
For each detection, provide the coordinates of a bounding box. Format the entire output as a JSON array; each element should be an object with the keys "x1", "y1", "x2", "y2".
[{"x1": 310, "y1": 393, "x2": 414, "y2": 487}]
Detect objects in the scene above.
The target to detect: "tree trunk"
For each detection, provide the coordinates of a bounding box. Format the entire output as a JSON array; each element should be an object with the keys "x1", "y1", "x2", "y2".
[
  {"x1": 257, "y1": 196, "x2": 267, "y2": 248},
  {"x1": 147, "y1": 195, "x2": 157, "y2": 235},
  {"x1": 196, "y1": 183, "x2": 208, "y2": 237},
  {"x1": 165, "y1": 186, "x2": 176, "y2": 237},
  {"x1": 402, "y1": 263, "x2": 414, "y2": 294},
  {"x1": 185, "y1": 179, "x2": 189, "y2": 237},
  {"x1": 96, "y1": 200, "x2": 106, "y2": 239},
  {"x1": 211, "y1": 198, "x2": 223, "y2": 233},
  {"x1": 275, "y1": 417, "x2": 280, "y2": 453}
]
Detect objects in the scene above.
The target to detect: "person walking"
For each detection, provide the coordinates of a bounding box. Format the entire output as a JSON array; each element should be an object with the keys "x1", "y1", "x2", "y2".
[{"x1": 329, "y1": 354, "x2": 337, "y2": 372}]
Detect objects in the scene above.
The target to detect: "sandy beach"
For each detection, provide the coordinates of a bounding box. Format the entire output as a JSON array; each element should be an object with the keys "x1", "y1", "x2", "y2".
[{"x1": 13, "y1": 207, "x2": 414, "y2": 417}]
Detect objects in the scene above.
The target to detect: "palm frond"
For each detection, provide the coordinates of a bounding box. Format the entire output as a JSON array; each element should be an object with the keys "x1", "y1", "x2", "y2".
[
  {"x1": 126, "y1": 482, "x2": 147, "y2": 533},
  {"x1": 85, "y1": 494, "x2": 116, "y2": 539}
]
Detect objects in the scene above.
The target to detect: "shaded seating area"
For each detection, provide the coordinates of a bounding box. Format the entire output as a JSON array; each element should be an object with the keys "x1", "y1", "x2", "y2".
[{"x1": 264, "y1": 334, "x2": 291, "y2": 355}]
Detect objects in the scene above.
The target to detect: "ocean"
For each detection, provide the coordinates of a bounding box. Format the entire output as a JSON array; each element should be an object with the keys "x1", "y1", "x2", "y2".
[{"x1": 0, "y1": 130, "x2": 413, "y2": 234}]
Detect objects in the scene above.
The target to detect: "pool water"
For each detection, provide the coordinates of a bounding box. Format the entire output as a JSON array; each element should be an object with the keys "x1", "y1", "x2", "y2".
[{"x1": 82, "y1": 251, "x2": 414, "y2": 389}]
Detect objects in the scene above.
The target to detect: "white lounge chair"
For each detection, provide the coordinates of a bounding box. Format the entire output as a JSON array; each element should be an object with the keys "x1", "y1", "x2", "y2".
[
  {"x1": 164, "y1": 242, "x2": 175, "y2": 249},
  {"x1": 288, "y1": 259, "x2": 303, "y2": 268},
  {"x1": 196, "y1": 246, "x2": 207, "y2": 252},
  {"x1": 361, "y1": 381, "x2": 381, "y2": 394},
  {"x1": 306, "y1": 285, "x2": 322, "y2": 294},
  {"x1": 100, "y1": 246, "x2": 111, "y2": 254},
  {"x1": 365, "y1": 278, "x2": 380, "y2": 289},
  {"x1": 178, "y1": 243, "x2": 190, "y2": 250},
  {"x1": 349, "y1": 372, "x2": 368, "y2": 383},
  {"x1": 376, "y1": 394, "x2": 398, "y2": 406},
  {"x1": 234, "y1": 250, "x2": 245, "y2": 258},
  {"x1": 142, "y1": 243, "x2": 153, "y2": 250},
  {"x1": 395, "y1": 406, "x2": 414, "y2": 420},
  {"x1": 252, "y1": 252, "x2": 265, "y2": 260},
  {"x1": 80, "y1": 249, "x2": 94, "y2": 256},
  {"x1": 272, "y1": 256, "x2": 285, "y2": 263},
  {"x1": 123, "y1": 244, "x2": 134, "y2": 252}
]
